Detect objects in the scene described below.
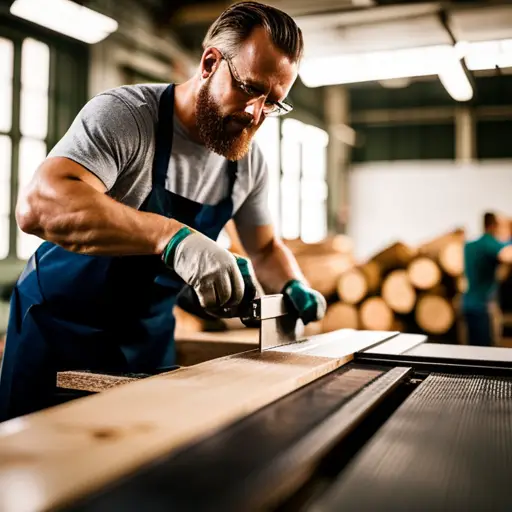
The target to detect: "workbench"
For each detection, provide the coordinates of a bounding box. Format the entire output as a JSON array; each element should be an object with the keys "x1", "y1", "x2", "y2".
[{"x1": 1, "y1": 328, "x2": 511, "y2": 512}]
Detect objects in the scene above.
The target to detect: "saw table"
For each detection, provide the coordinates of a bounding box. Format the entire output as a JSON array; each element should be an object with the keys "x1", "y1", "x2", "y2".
[{"x1": 0, "y1": 296, "x2": 512, "y2": 511}]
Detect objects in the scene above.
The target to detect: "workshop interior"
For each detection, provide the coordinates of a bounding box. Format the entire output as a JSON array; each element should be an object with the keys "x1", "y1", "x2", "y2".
[{"x1": 1, "y1": 0, "x2": 512, "y2": 510}]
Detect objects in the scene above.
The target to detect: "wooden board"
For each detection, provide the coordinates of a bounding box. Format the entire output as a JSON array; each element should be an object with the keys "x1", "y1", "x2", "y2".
[{"x1": 0, "y1": 331, "x2": 384, "y2": 512}]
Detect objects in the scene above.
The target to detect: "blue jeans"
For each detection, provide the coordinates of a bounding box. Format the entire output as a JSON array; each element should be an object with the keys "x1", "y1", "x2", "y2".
[{"x1": 463, "y1": 309, "x2": 493, "y2": 347}]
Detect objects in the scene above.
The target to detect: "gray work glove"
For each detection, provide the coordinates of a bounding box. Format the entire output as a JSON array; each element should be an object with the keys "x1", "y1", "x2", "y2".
[{"x1": 163, "y1": 226, "x2": 257, "y2": 311}]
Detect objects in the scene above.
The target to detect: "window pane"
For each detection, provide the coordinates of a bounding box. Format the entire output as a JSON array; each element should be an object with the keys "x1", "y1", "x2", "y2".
[
  {"x1": 301, "y1": 201, "x2": 327, "y2": 244},
  {"x1": 0, "y1": 37, "x2": 13, "y2": 81},
  {"x1": 22, "y1": 39, "x2": 50, "y2": 92},
  {"x1": 280, "y1": 175, "x2": 300, "y2": 239},
  {"x1": 255, "y1": 117, "x2": 280, "y2": 231},
  {"x1": 20, "y1": 89, "x2": 49, "y2": 138},
  {"x1": 18, "y1": 137, "x2": 46, "y2": 190},
  {"x1": 0, "y1": 215, "x2": 8, "y2": 260},
  {"x1": 302, "y1": 126, "x2": 328, "y2": 179},
  {"x1": 301, "y1": 178, "x2": 328, "y2": 202},
  {"x1": 0, "y1": 84, "x2": 12, "y2": 133},
  {"x1": 17, "y1": 137, "x2": 46, "y2": 259},
  {"x1": 281, "y1": 118, "x2": 302, "y2": 177},
  {"x1": 0, "y1": 135, "x2": 11, "y2": 215},
  {"x1": 0, "y1": 38, "x2": 13, "y2": 133}
]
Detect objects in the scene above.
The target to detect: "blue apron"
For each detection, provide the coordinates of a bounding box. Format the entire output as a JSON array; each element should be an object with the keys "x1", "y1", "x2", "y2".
[{"x1": 0, "y1": 84, "x2": 238, "y2": 421}]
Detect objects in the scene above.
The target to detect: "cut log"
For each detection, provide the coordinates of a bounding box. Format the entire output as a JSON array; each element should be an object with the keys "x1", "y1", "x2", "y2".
[
  {"x1": 418, "y1": 229, "x2": 465, "y2": 276},
  {"x1": 371, "y1": 241, "x2": 417, "y2": 273},
  {"x1": 407, "y1": 257, "x2": 442, "y2": 290},
  {"x1": 381, "y1": 269, "x2": 416, "y2": 314},
  {"x1": 418, "y1": 229, "x2": 464, "y2": 258},
  {"x1": 283, "y1": 235, "x2": 353, "y2": 256},
  {"x1": 297, "y1": 252, "x2": 354, "y2": 298},
  {"x1": 321, "y1": 302, "x2": 359, "y2": 332},
  {"x1": 359, "y1": 297, "x2": 394, "y2": 331},
  {"x1": 337, "y1": 261, "x2": 380, "y2": 304},
  {"x1": 439, "y1": 241, "x2": 464, "y2": 276},
  {"x1": 415, "y1": 294, "x2": 455, "y2": 335}
]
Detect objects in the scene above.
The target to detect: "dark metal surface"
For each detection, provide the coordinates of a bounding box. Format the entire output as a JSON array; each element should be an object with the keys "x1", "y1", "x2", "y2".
[
  {"x1": 406, "y1": 342, "x2": 512, "y2": 362},
  {"x1": 310, "y1": 372, "x2": 512, "y2": 512},
  {"x1": 66, "y1": 365, "x2": 410, "y2": 512},
  {"x1": 356, "y1": 344, "x2": 512, "y2": 376}
]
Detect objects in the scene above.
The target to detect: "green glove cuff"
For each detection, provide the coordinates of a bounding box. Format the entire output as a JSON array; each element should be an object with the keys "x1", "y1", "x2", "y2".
[
  {"x1": 162, "y1": 226, "x2": 193, "y2": 268},
  {"x1": 282, "y1": 279, "x2": 319, "y2": 325},
  {"x1": 234, "y1": 255, "x2": 257, "y2": 307}
]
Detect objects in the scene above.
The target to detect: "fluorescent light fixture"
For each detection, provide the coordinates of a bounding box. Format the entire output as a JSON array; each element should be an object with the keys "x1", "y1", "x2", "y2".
[
  {"x1": 10, "y1": 0, "x2": 118, "y2": 44},
  {"x1": 438, "y1": 58, "x2": 473, "y2": 102},
  {"x1": 300, "y1": 45, "x2": 453, "y2": 88},
  {"x1": 300, "y1": 42, "x2": 479, "y2": 101},
  {"x1": 300, "y1": 36, "x2": 512, "y2": 100}
]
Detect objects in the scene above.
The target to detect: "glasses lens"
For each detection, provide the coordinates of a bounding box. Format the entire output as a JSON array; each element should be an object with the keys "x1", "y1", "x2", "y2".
[{"x1": 265, "y1": 102, "x2": 293, "y2": 117}]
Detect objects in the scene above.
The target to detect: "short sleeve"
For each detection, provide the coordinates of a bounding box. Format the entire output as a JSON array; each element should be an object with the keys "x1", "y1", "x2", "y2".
[
  {"x1": 47, "y1": 93, "x2": 141, "y2": 191},
  {"x1": 483, "y1": 236, "x2": 507, "y2": 260},
  {"x1": 233, "y1": 142, "x2": 272, "y2": 228}
]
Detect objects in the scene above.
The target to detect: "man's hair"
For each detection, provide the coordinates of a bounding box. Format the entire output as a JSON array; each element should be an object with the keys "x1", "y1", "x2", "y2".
[
  {"x1": 202, "y1": 1, "x2": 303, "y2": 62},
  {"x1": 484, "y1": 211, "x2": 497, "y2": 230}
]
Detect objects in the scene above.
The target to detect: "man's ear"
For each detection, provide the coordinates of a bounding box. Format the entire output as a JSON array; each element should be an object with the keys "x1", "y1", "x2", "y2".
[{"x1": 200, "y1": 48, "x2": 222, "y2": 79}]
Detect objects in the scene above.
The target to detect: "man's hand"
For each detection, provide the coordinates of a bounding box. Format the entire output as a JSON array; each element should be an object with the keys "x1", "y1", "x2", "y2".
[
  {"x1": 282, "y1": 279, "x2": 327, "y2": 325},
  {"x1": 163, "y1": 227, "x2": 258, "y2": 310}
]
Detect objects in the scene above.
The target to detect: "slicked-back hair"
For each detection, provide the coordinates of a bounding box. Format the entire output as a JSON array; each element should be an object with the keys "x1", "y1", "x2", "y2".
[{"x1": 202, "y1": 1, "x2": 303, "y2": 62}]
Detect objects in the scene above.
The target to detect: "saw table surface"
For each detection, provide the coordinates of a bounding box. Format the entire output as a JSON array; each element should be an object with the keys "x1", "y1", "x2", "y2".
[{"x1": 0, "y1": 330, "x2": 394, "y2": 512}]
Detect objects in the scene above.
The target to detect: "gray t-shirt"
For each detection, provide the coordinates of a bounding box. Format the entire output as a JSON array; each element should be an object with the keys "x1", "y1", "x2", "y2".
[{"x1": 48, "y1": 83, "x2": 271, "y2": 229}]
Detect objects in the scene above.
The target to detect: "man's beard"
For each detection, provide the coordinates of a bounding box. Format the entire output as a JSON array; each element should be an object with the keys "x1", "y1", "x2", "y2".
[{"x1": 195, "y1": 79, "x2": 258, "y2": 161}]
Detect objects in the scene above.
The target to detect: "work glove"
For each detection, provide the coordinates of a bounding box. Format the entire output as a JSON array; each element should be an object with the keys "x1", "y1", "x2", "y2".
[
  {"x1": 282, "y1": 279, "x2": 327, "y2": 325},
  {"x1": 163, "y1": 226, "x2": 258, "y2": 312}
]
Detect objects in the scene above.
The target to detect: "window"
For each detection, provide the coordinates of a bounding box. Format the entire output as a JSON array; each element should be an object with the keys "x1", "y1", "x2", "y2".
[
  {"x1": 281, "y1": 118, "x2": 328, "y2": 243},
  {"x1": 254, "y1": 117, "x2": 280, "y2": 232},
  {"x1": 17, "y1": 38, "x2": 49, "y2": 260},
  {"x1": 0, "y1": 37, "x2": 13, "y2": 259}
]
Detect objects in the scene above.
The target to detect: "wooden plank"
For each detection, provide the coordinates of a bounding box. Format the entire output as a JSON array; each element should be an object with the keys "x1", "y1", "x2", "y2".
[
  {"x1": 0, "y1": 331, "x2": 382, "y2": 512},
  {"x1": 175, "y1": 329, "x2": 258, "y2": 366}
]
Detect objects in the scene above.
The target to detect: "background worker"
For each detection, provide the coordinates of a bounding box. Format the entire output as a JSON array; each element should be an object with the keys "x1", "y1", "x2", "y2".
[
  {"x1": 0, "y1": 1, "x2": 326, "y2": 421},
  {"x1": 462, "y1": 212, "x2": 512, "y2": 346}
]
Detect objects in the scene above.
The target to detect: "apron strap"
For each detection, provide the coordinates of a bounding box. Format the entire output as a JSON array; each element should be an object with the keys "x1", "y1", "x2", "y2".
[
  {"x1": 152, "y1": 84, "x2": 175, "y2": 188},
  {"x1": 226, "y1": 159, "x2": 238, "y2": 197}
]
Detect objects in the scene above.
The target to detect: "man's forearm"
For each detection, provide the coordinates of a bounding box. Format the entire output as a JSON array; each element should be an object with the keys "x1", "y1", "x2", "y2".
[
  {"x1": 16, "y1": 160, "x2": 183, "y2": 256},
  {"x1": 251, "y1": 237, "x2": 307, "y2": 294}
]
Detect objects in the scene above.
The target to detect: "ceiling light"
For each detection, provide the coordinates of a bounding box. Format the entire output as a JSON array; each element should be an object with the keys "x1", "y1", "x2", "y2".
[
  {"x1": 299, "y1": 45, "x2": 452, "y2": 87},
  {"x1": 438, "y1": 58, "x2": 473, "y2": 102},
  {"x1": 10, "y1": 0, "x2": 118, "y2": 44}
]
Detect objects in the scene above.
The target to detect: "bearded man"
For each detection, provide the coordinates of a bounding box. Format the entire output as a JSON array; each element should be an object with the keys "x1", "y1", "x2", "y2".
[{"x1": 0, "y1": 1, "x2": 327, "y2": 421}]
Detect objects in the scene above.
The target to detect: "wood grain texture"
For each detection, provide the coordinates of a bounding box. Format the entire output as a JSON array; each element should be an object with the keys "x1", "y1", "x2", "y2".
[{"x1": 0, "y1": 331, "x2": 382, "y2": 512}]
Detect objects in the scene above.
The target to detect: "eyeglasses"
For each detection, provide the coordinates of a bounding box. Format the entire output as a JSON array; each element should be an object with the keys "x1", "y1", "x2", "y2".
[{"x1": 220, "y1": 53, "x2": 293, "y2": 117}]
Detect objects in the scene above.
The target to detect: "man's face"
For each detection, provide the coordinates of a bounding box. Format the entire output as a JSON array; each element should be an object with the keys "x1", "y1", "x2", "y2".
[{"x1": 196, "y1": 27, "x2": 298, "y2": 160}]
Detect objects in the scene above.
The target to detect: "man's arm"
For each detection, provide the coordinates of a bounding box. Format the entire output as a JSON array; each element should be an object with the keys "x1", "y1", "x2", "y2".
[
  {"x1": 16, "y1": 156, "x2": 182, "y2": 256},
  {"x1": 236, "y1": 223, "x2": 306, "y2": 294},
  {"x1": 498, "y1": 245, "x2": 512, "y2": 264},
  {"x1": 237, "y1": 223, "x2": 326, "y2": 324}
]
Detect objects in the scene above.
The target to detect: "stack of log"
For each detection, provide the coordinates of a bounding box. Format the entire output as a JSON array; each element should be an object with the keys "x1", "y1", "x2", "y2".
[{"x1": 322, "y1": 229, "x2": 466, "y2": 341}]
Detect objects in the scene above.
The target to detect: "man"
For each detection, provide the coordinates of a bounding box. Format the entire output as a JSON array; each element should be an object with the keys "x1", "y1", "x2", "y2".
[
  {"x1": 462, "y1": 212, "x2": 512, "y2": 346},
  {"x1": 0, "y1": 1, "x2": 326, "y2": 421}
]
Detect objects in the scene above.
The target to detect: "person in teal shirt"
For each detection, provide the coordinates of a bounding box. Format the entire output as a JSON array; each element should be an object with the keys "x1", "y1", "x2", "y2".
[{"x1": 462, "y1": 212, "x2": 512, "y2": 346}]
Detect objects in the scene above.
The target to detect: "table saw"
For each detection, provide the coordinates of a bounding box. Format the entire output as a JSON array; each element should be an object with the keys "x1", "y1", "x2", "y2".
[{"x1": 0, "y1": 294, "x2": 511, "y2": 512}]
